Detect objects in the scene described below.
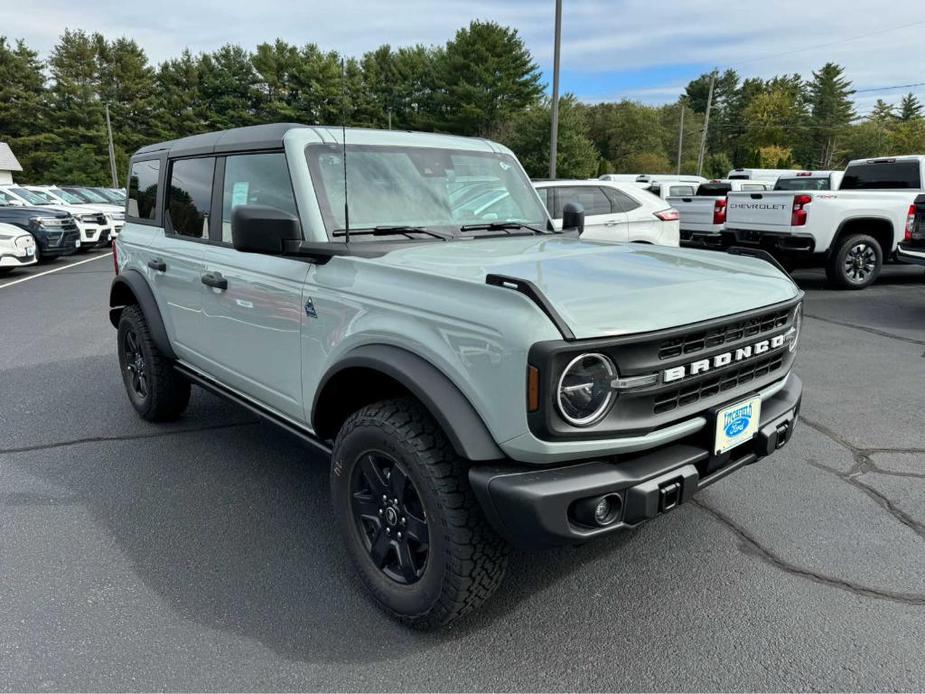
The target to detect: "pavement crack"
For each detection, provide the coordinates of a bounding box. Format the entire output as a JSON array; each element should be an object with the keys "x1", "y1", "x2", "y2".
[
  {"x1": 799, "y1": 416, "x2": 925, "y2": 540},
  {"x1": 0, "y1": 420, "x2": 259, "y2": 455},
  {"x1": 803, "y1": 313, "x2": 925, "y2": 347},
  {"x1": 692, "y1": 500, "x2": 925, "y2": 606}
]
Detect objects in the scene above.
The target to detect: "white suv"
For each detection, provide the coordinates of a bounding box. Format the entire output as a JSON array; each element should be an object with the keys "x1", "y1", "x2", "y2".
[
  {"x1": 28, "y1": 186, "x2": 124, "y2": 242},
  {"x1": 533, "y1": 179, "x2": 679, "y2": 246},
  {"x1": 0, "y1": 221, "x2": 37, "y2": 273}
]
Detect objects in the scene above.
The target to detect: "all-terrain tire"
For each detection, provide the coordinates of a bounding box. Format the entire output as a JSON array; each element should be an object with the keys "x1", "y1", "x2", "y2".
[
  {"x1": 331, "y1": 397, "x2": 509, "y2": 629},
  {"x1": 117, "y1": 305, "x2": 191, "y2": 421},
  {"x1": 825, "y1": 233, "x2": 882, "y2": 289}
]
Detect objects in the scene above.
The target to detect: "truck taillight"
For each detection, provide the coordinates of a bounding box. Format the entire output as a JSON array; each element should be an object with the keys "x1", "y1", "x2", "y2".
[
  {"x1": 905, "y1": 203, "x2": 916, "y2": 241},
  {"x1": 112, "y1": 242, "x2": 118, "y2": 275},
  {"x1": 654, "y1": 208, "x2": 679, "y2": 221},
  {"x1": 791, "y1": 194, "x2": 812, "y2": 226},
  {"x1": 712, "y1": 198, "x2": 727, "y2": 225}
]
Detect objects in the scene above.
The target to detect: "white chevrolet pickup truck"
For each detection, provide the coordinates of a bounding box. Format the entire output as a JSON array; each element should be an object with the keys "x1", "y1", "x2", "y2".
[
  {"x1": 667, "y1": 179, "x2": 771, "y2": 247},
  {"x1": 725, "y1": 156, "x2": 924, "y2": 288}
]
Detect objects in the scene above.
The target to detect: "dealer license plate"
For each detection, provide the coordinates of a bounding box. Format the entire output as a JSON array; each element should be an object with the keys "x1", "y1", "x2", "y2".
[{"x1": 715, "y1": 396, "x2": 761, "y2": 455}]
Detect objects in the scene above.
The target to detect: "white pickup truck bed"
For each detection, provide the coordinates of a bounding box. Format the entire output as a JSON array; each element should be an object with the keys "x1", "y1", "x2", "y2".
[{"x1": 668, "y1": 180, "x2": 770, "y2": 247}]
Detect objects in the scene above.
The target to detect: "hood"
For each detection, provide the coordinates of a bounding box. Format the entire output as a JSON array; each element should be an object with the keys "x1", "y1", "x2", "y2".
[{"x1": 373, "y1": 236, "x2": 799, "y2": 339}]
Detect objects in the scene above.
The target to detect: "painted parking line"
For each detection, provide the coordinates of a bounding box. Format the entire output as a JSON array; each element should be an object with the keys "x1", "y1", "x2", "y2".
[{"x1": 0, "y1": 252, "x2": 113, "y2": 290}]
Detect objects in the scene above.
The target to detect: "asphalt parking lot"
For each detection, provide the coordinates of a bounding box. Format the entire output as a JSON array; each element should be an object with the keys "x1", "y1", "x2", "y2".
[{"x1": 1, "y1": 249, "x2": 923, "y2": 691}]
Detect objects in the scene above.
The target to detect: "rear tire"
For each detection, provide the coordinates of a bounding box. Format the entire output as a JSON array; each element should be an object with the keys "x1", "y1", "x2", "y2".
[
  {"x1": 117, "y1": 305, "x2": 190, "y2": 421},
  {"x1": 826, "y1": 233, "x2": 882, "y2": 289},
  {"x1": 331, "y1": 398, "x2": 509, "y2": 629}
]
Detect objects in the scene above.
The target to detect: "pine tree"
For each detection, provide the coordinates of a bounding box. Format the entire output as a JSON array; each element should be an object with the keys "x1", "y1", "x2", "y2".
[
  {"x1": 897, "y1": 92, "x2": 923, "y2": 122},
  {"x1": 197, "y1": 44, "x2": 260, "y2": 130},
  {"x1": 46, "y1": 29, "x2": 109, "y2": 184},
  {"x1": 806, "y1": 63, "x2": 855, "y2": 168},
  {"x1": 869, "y1": 99, "x2": 895, "y2": 123},
  {"x1": 154, "y1": 50, "x2": 205, "y2": 139},
  {"x1": 0, "y1": 37, "x2": 50, "y2": 182},
  {"x1": 436, "y1": 21, "x2": 543, "y2": 138}
]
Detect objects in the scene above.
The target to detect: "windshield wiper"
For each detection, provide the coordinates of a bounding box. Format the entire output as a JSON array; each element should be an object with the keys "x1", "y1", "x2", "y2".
[
  {"x1": 332, "y1": 225, "x2": 450, "y2": 241},
  {"x1": 459, "y1": 221, "x2": 551, "y2": 235}
]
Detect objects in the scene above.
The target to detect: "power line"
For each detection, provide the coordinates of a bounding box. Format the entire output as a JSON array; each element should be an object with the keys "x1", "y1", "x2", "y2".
[{"x1": 854, "y1": 81, "x2": 925, "y2": 94}]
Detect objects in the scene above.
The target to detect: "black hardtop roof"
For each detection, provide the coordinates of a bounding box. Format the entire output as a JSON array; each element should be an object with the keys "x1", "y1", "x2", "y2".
[{"x1": 132, "y1": 123, "x2": 308, "y2": 159}]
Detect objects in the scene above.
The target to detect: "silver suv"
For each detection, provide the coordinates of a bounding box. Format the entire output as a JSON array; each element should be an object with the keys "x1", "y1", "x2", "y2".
[{"x1": 109, "y1": 124, "x2": 804, "y2": 628}]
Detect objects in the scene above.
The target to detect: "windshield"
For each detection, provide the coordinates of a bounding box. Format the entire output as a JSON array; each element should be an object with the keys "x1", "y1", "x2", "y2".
[
  {"x1": 306, "y1": 144, "x2": 548, "y2": 238},
  {"x1": 11, "y1": 187, "x2": 53, "y2": 205},
  {"x1": 774, "y1": 177, "x2": 830, "y2": 191},
  {"x1": 94, "y1": 188, "x2": 126, "y2": 203},
  {"x1": 51, "y1": 188, "x2": 87, "y2": 204},
  {"x1": 64, "y1": 187, "x2": 108, "y2": 203}
]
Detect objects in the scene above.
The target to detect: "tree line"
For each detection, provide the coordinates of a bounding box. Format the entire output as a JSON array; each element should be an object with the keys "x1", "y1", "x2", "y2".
[{"x1": 1, "y1": 22, "x2": 923, "y2": 186}]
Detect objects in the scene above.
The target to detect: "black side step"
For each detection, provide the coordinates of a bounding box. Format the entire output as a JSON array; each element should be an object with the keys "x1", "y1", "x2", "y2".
[
  {"x1": 485, "y1": 273, "x2": 576, "y2": 341},
  {"x1": 726, "y1": 245, "x2": 791, "y2": 277},
  {"x1": 174, "y1": 363, "x2": 332, "y2": 455}
]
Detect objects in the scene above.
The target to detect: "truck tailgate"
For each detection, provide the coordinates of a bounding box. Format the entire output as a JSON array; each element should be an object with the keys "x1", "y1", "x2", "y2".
[
  {"x1": 667, "y1": 196, "x2": 718, "y2": 229},
  {"x1": 726, "y1": 191, "x2": 795, "y2": 230}
]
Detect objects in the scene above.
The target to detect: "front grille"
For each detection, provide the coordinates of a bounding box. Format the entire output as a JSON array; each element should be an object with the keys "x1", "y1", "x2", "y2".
[
  {"x1": 657, "y1": 309, "x2": 789, "y2": 360},
  {"x1": 653, "y1": 353, "x2": 785, "y2": 414}
]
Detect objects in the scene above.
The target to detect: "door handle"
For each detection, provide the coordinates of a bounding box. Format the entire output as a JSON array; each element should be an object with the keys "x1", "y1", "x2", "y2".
[
  {"x1": 605, "y1": 220, "x2": 620, "y2": 227},
  {"x1": 201, "y1": 271, "x2": 228, "y2": 290},
  {"x1": 147, "y1": 258, "x2": 166, "y2": 272}
]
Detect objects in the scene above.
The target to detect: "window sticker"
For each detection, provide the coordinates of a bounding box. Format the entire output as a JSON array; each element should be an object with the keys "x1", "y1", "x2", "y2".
[{"x1": 231, "y1": 181, "x2": 249, "y2": 208}]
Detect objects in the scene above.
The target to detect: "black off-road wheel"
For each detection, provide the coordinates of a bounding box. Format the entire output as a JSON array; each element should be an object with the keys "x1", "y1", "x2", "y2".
[
  {"x1": 826, "y1": 233, "x2": 883, "y2": 289},
  {"x1": 331, "y1": 398, "x2": 509, "y2": 629},
  {"x1": 117, "y1": 305, "x2": 190, "y2": 421}
]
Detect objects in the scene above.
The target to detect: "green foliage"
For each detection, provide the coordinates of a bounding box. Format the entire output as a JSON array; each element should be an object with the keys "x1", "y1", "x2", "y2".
[
  {"x1": 1, "y1": 25, "x2": 920, "y2": 188},
  {"x1": 435, "y1": 21, "x2": 543, "y2": 138},
  {"x1": 498, "y1": 95, "x2": 599, "y2": 179}
]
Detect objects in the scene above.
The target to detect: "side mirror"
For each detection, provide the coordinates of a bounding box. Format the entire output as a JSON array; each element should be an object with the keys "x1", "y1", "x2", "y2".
[
  {"x1": 231, "y1": 205, "x2": 302, "y2": 254},
  {"x1": 562, "y1": 202, "x2": 585, "y2": 234}
]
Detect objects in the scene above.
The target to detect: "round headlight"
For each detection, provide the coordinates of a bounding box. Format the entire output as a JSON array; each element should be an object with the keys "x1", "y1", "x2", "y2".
[
  {"x1": 789, "y1": 304, "x2": 802, "y2": 352},
  {"x1": 556, "y1": 353, "x2": 616, "y2": 427}
]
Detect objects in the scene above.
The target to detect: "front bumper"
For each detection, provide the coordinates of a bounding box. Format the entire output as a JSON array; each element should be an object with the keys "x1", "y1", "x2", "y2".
[
  {"x1": 0, "y1": 250, "x2": 38, "y2": 267},
  {"x1": 897, "y1": 242, "x2": 925, "y2": 267},
  {"x1": 76, "y1": 222, "x2": 111, "y2": 247},
  {"x1": 470, "y1": 374, "x2": 802, "y2": 548}
]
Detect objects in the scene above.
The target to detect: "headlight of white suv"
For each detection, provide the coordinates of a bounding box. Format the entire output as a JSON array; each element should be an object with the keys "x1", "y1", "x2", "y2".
[{"x1": 556, "y1": 353, "x2": 616, "y2": 426}]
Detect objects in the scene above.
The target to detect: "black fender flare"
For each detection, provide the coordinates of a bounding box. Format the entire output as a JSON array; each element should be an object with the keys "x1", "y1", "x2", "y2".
[
  {"x1": 108, "y1": 269, "x2": 176, "y2": 360},
  {"x1": 313, "y1": 344, "x2": 505, "y2": 461}
]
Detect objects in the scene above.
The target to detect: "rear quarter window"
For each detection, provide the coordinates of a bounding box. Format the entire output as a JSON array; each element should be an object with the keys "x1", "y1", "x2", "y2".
[{"x1": 127, "y1": 159, "x2": 160, "y2": 221}]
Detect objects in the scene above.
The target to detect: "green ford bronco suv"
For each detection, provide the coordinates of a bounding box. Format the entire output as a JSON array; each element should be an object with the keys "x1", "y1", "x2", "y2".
[{"x1": 110, "y1": 124, "x2": 803, "y2": 628}]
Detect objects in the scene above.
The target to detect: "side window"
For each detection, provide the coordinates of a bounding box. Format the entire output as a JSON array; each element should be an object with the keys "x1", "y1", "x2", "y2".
[
  {"x1": 127, "y1": 159, "x2": 160, "y2": 221},
  {"x1": 603, "y1": 187, "x2": 641, "y2": 212},
  {"x1": 553, "y1": 186, "x2": 612, "y2": 217},
  {"x1": 221, "y1": 153, "x2": 298, "y2": 243},
  {"x1": 166, "y1": 157, "x2": 215, "y2": 238},
  {"x1": 535, "y1": 187, "x2": 549, "y2": 210}
]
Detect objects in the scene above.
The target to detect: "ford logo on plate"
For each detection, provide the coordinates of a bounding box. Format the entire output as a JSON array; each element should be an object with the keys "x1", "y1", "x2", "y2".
[{"x1": 723, "y1": 403, "x2": 753, "y2": 438}]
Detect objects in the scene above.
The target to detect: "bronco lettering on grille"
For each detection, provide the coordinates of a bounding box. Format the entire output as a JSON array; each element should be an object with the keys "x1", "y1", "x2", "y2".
[{"x1": 662, "y1": 333, "x2": 787, "y2": 384}]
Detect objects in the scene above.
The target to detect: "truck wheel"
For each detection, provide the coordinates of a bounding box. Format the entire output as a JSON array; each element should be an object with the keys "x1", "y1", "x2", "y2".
[
  {"x1": 117, "y1": 305, "x2": 190, "y2": 421},
  {"x1": 826, "y1": 234, "x2": 882, "y2": 289},
  {"x1": 331, "y1": 398, "x2": 509, "y2": 629}
]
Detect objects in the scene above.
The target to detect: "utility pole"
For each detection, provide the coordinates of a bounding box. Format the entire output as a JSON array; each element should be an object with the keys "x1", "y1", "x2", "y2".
[
  {"x1": 549, "y1": 0, "x2": 562, "y2": 179},
  {"x1": 105, "y1": 103, "x2": 118, "y2": 188},
  {"x1": 696, "y1": 70, "x2": 716, "y2": 177},
  {"x1": 676, "y1": 104, "x2": 685, "y2": 175}
]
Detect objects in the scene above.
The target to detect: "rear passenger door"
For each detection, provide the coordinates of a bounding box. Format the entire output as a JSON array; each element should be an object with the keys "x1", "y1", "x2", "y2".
[
  {"x1": 603, "y1": 186, "x2": 654, "y2": 241},
  {"x1": 198, "y1": 152, "x2": 310, "y2": 421},
  {"x1": 550, "y1": 185, "x2": 627, "y2": 241},
  {"x1": 147, "y1": 157, "x2": 212, "y2": 364}
]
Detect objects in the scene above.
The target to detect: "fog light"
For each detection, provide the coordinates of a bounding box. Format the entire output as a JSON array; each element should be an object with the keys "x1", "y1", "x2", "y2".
[{"x1": 572, "y1": 493, "x2": 622, "y2": 527}]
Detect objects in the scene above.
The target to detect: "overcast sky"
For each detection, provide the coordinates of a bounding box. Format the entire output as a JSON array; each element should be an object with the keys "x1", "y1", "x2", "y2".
[{"x1": 5, "y1": 0, "x2": 925, "y2": 115}]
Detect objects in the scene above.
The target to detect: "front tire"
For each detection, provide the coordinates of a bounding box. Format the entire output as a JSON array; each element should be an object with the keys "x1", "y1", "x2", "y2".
[
  {"x1": 826, "y1": 234, "x2": 882, "y2": 289},
  {"x1": 331, "y1": 398, "x2": 509, "y2": 629},
  {"x1": 117, "y1": 305, "x2": 190, "y2": 421}
]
